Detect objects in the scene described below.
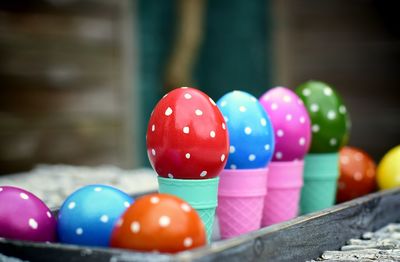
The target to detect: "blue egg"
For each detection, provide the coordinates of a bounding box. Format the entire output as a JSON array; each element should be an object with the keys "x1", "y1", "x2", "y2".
[
  {"x1": 57, "y1": 185, "x2": 133, "y2": 247},
  {"x1": 217, "y1": 91, "x2": 275, "y2": 169}
]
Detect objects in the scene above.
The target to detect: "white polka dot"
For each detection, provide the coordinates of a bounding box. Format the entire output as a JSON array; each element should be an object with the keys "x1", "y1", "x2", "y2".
[
  {"x1": 28, "y1": 218, "x2": 38, "y2": 230},
  {"x1": 277, "y1": 129, "x2": 284, "y2": 137},
  {"x1": 249, "y1": 154, "x2": 256, "y2": 161},
  {"x1": 195, "y1": 109, "x2": 203, "y2": 116},
  {"x1": 151, "y1": 124, "x2": 155, "y2": 132},
  {"x1": 20, "y1": 193, "x2": 29, "y2": 200},
  {"x1": 230, "y1": 164, "x2": 237, "y2": 169},
  {"x1": 244, "y1": 127, "x2": 252, "y2": 135},
  {"x1": 46, "y1": 211, "x2": 52, "y2": 218},
  {"x1": 341, "y1": 156, "x2": 349, "y2": 165},
  {"x1": 323, "y1": 87, "x2": 332, "y2": 96},
  {"x1": 221, "y1": 154, "x2": 226, "y2": 162},
  {"x1": 302, "y1": 88, "x2": 311, "y2": 96},
  {"x1": 168, "y1": 173, "x2": 174, "y2": 178},
  {"x1": 283, "y1": 95, "x2": 291, "y2": 103},
  {"x1": 209, "y1": 98, "x2": 216, "y2": 106},
  {"x1": 260, "y1": 118, "x2": 267, "y2": 126},
  {"x1": 159, "y1": 216, "x2": 171, "y2": 227},
  {"x1": 286, "y1": 114, "x2": 292, "y2": 121},
  {"x1": 312, "y1": 124, "x2": 320, "y2": 133},
  {"x1": 354, "y1": 172, "x2": 362, "y2": 181},
  {"x1": 0, "y1": 187, "x2": 3, "y2": 192},
  {"x1": 165, "y1": 107, "x2": 173, "y2": 116},
  {"x1": 181, "y1": 203, "x2": 191, "y2": 212},
  {"x1": 76, "y1": 228, "x2": 83, "y2": 235},
  {"x1": 330, "y1": 138, "x2": 337, "y2": 146},
  {"x1": 264, "y1": 144, "x2": 270, "y2": 151},
  {"x1": 68, "y1": 202, "x2": 76, "y2": 209},
  {"x1": 299, "y1": 116, "x2": 305, "y2": 124},
  {"x1": 183, "y1": 126, "x2": 190, "y2": 134},
  {"x1": 327, "y1": 110, "x2": 336, "y2": 120},
  {"x1": 339, "y1": 105, "x2": 347, "y2": 114},
  {"x1": 220, "y1": 101, "x2": 227, "y2": 107},
  {"x1": 183, "y1": 237, "x2": 193, "y2": 248},
  {"x1": 239, "y1": 106, "x2": 247, "y2": 112},
  {"x1": 222, "y1": 123, "x2": 226, "y2": 130},
  {"x1": 299, "y1": 137, "x2": 306, "y2": 146},
  {"x1": 200, "y1": 171, "x2": 207, "y2": 177},
  {"x1": 100, "y1": 215, "x2": 109, "y2": 223},
  {"x1": 151, "y1": 149, "x2": 156, "y2": 156},
  {"x1": 275, "y1": 152, "x2": 283, "y2": 159},
  {"x1": 150, "y1": 196, "x2": 160, "y2": 204},
  {"x1": 224, "y1": 116, "x2": 228, "y2": 122},
  {"x1": 263, "y1": 95, "x2": 270, "y2": 101},
  {"x1": 124, "y1": 201, "x2": 130, "y2": 208},
  {"x1": 184, "y1": 93, "x2": 192, "y2": 99},
  {"x1": 185, "y1": 153, "x2": 191, "y2": 159},
  {"x1": 271, "y1": 103, "x2": 278, "y2": 110},
  {"x1": 131, "y1": 221, "x2": 140, "y2": 233},
  {"x1": 210, "y1": 131, "x2": 216, "y2": 138},
  {"x1": 230, "y1": 146, "x2": 235, "y2": 153},
  {"x1": 310, "y1": 103, "x2": 319, "y2": 112},
  {"x1": 94, "y1": 187, "x2": 102, "y2": 192}
]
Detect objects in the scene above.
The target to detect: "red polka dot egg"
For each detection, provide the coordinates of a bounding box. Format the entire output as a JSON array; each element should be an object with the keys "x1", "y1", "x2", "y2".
[
  {"x1": 259, "y1": 87, "x2": 312, "y2": 161},
  {"x1": 146, "y1": 87, "x2": 229, "y2": 179},
  {"x1": 110, "y1": 193, "x2": 206, "y2": 253},
  {"x1": 0, "y1": 186, "x2": 56, "y2": 242}
]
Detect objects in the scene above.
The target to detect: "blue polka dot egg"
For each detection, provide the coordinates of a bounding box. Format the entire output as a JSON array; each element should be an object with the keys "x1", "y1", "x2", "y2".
[
  {"x1": 217, "y1": 90, "x2": 275, "y2": 169},
  {"x1": 57, "y1": 185, "x2": 133, "y2": 247}
]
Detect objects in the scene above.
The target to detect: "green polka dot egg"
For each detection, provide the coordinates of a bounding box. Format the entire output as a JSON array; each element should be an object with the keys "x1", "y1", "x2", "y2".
[{"x1": 295, "y1": 80, "x2": 350, "y2": 153}]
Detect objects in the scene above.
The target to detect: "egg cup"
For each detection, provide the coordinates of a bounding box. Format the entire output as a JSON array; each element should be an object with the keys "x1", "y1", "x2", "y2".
[
  {"x1": 300, "y1": 153, "x2": 339, "y2": 214},
  {"x1": 262, "y1": 160, "x2": 304, "y2": 226},
  {"x1": 158, "y1": 176, "x2": 219, "y2": 242},
  {"x1": 217, "y1": 168, "x2": 267, "y2": 239}
]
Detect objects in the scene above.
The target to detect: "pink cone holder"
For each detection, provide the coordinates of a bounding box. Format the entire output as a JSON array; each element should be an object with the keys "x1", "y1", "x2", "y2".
[
  {"x1": 261, "y1": 161, "x2": 304, "y2": 227},
  {"x1": 217, "y1": 168, "x2": 268, "y2": 239}
]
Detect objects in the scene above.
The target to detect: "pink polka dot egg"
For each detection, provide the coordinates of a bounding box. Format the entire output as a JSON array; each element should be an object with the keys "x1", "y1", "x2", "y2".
[
  {"x1": 259, "y1": 87, "x2": 312, "y2": 161},
  {"x1": 0, "y1": 186, "x2": 56, "y2": 242}
]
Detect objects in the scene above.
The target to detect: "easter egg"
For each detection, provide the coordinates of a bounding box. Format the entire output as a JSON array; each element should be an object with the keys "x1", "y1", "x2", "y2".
[
  {"x1": 296, "y1": 81, "x2": 350, "y2": 153},
  {"x1": 259, "y1": 87, "x2": 312, "y2": 161},
  {"x1": 377, "y1": 145, "x2": 400, "y2": 190},
  {"x1": 336, "y1": 146, "x2": 376, "y2": 203},
  {"x1": 57, "y1": 185, "x2": 133, "y2": 247},
  {"x1": 146, "y1": 87, "x2": 229, "y2": 179},
  {"x1": 111, "y1": 193, "x2": 206, "y2": 253},
  {"x1": 217, "y1": 90, "x2": 274, "y2": 169},
  {"x1": 0, "y1": 186, "x2": 56, "y2": 242}
]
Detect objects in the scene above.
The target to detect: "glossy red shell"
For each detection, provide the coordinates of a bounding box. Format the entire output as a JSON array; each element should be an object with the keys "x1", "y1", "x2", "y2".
[{"x1": 146, "y1": 87, "x2": 229, "y2": 179}]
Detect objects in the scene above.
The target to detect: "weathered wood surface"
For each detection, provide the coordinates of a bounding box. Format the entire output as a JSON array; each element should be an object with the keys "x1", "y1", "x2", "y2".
[{"x1": 1, "y1": 188, "x2": 400, "y2": 262}]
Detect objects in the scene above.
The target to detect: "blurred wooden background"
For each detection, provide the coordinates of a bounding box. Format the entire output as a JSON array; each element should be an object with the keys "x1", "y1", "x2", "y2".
[
  {"x1": 0, "y1": 0, "x2": 399, "y2": 174},
  {"x1": 0, "y1": 0, "x2": 138, "y2": 174},
  {"x1": 272, "y1": 0, "x2": 400, "y2": 161}
]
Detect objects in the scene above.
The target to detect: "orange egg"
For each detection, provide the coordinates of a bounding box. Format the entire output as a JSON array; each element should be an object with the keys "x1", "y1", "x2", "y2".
[
  {"x1": 110, "y1": 193, "x2": 206, "y2": 253},
  {"x1": 336, "y1": 146, "x2": 377, "y2": 203}
]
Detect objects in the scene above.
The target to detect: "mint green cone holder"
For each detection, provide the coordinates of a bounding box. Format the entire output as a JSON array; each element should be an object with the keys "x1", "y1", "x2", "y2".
[
  {"x1": 158, "y1": 176, "x2": 219, "y2": 242},
  {"x1": 300, "y1": 153, "x2": 339, "y2": 214}
]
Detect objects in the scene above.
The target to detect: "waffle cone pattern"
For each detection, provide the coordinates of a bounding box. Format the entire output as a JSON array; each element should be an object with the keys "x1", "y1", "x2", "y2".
[
  {"x1": 157, "y1": 176, "x2": 219, "y2": 242},
  {"x1": 300, "y1": 153, "x2": 339, "y2": 214},
  {"x1": 217, "y1": 168, "x2": 267, "y2": 239},
  {"x1": 262, "y1": 161, "x2": 304, "y2": 227}
]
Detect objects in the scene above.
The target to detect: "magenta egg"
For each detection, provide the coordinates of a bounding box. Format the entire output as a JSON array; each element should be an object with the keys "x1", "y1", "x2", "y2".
[
  {"x1": 0, "y1": 186, "x2": 56, "y2": 242},
  {"x1": 259, "y1": 87, "x2": 312, "y2": 161}
]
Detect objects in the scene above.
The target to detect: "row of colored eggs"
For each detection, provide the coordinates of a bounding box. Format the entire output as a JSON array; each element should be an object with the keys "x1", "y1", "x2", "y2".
[
  {"x1": 0, "y1": 185, "x2": 207, "y2": 253},
  {"x1": 1, "y1": 143, "x2": 399, "y2": 253},
  {"x1": 147, "y1": 80, "x2": 350, "y2": 180}
]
